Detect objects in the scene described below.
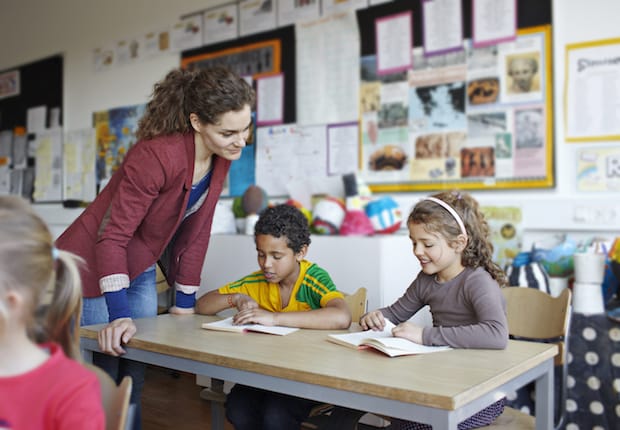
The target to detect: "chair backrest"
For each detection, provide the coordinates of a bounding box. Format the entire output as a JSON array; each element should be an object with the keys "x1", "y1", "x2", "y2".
[
  {"x1": 343, "y1": 287, "x2": 368, "y2": 323},
  {"x1": 86, "y1": 364, "x2": 133, "y2": 430},
  {"x1": 502, "y1": 286, "x2": 572, "y2": 429}
]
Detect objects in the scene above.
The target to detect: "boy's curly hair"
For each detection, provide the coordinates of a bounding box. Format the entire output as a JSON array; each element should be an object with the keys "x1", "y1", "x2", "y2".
[{"x1": 254, "y1": 204, "x2": 311, "y2": 253}]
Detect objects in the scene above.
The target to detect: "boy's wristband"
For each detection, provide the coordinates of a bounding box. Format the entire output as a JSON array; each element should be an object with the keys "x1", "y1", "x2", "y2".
[
  {"x1": 227, "y1": 294, "x2": 235, "y2": 308},
  {"x1": 104, "y1": 289, "x2": 131, "y2": 322},
  {"x1": 175, "y1": 291, "x2": 196, "y2": 309}
]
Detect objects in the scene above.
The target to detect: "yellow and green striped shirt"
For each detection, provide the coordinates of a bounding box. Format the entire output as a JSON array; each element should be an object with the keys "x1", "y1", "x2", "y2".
[{"x1": 218, "y1": 260, "x2": 343, "y2": 312}]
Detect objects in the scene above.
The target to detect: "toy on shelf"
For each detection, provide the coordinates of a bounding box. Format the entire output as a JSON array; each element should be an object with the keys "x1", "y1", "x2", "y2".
[
  {"x1": 284, "y1": 199, "x2": 312, "y2": 225},
  {"x1": 311, "y1": 196, "x2": 346, "y2": 235},
  {"x1": 364, "y1": 196, "x2": 402, "y2": 234},
  {"x1": 339, "y1": 173, "x2": 374, "y2": 236}
]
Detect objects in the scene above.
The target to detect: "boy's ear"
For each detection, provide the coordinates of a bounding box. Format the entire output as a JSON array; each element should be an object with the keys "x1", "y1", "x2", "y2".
[{"x1": 296, "y1": 244, "x2": 309, "y2": 261}]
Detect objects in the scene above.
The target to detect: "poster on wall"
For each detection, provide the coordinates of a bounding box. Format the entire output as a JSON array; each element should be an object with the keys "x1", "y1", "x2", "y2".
[
  {"x1": 576, "y1": 146, "x2": 620, "y2": 192},
  {"x1": 358, "y1": 25, "x2": 553, "y2": 192},
  {"x1": 565, "y1": 37, "x2": 620, "y2": 142},
  {"x1": 93, "y1": 104, "x2": 145, "y2": 190}
]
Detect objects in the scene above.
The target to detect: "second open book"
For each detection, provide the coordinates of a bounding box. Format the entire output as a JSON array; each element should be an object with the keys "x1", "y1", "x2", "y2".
[{"x1": 327, "y1": 320, "x2": 452, "y2": 357}]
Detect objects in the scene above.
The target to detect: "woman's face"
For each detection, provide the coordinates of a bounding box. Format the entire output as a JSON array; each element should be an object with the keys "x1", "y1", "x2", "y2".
[{"x1": 193, "y1": 104, "x2": 253, "y2": 161}]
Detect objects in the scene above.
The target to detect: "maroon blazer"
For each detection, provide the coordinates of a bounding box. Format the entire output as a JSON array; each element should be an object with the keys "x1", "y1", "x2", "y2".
[{"x1": 56, "y1": 132, "x2": 230, "y2": 298}]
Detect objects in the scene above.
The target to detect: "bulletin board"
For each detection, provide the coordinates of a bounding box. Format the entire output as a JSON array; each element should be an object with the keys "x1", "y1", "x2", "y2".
[
  {"x1": 0, "y1": 54, "x2": 63, "y2": 131},
  {"x1": 357, "y1": 0, "x2": 554, "y2": 192}
]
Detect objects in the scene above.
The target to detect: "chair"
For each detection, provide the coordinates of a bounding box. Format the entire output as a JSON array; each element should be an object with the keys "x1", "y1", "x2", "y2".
[
  {"x1": 86, "y1": 364, "x2": 134, "y2": 430},
  {"x1": 480, "y1": 286, "x2": 572, "y2": 430}
]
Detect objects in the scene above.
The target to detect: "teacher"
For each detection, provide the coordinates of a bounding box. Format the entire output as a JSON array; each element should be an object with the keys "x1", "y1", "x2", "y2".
[{"x1": 56, "y1": 66, "x2": 255, "y2": 430}]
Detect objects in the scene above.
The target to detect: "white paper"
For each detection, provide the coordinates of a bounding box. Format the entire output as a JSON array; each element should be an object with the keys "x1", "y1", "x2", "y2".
[
  {"x1": 472, "y1": 0, "x2": 517, "y2": 47},
  {"x1": 322, "y1": 0, "x2": 368, "y2": 15},
  {"x1": 63, "y1": 128, "x2": 96, "y2": 202},
  {"x1": 296, "y1": 10, "x2": 360, "y2": 125},
  {"x1": 376, "y1": 12, "x2": 412, "y2": 75},
  {"x1": 327, "y1": 122, "x2": 359, "y2": 175},
  {"x1": 255, "y1": 124, "x2": 327, "y2": 196},
  {"x1": 27, "y1": 105, "x2": 47, "y2": 133},
  {"x1": 422, "y1": 0, "x2": 463, "y2": 56},
  {"x1": 278, "y1": 0, "x2": 320, "y2": 27},
  {"x1": 170, "y1": 15, "x2": 204, "y2": 52},
  {"x1": 239, "y1": 0, "x2": 276, "y2": 37},
  {"x1": 566, "y1": 40, "x2": 620, "y2": 140},
  {"x1": 32, "y1": 129, "x2": 63, "y2": 202},
  {"x1": 203, "y1": 2, "x2": 239, "y2": 46},
  {"x1": 256, "y1": 73, "x2": 284, "y2": 125}
]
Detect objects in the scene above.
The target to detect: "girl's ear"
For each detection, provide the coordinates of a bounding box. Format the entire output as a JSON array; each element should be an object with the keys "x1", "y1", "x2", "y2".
[
  {"x1": 455, "y1": 234, "x2": 468, "y2": 253},
  {"x1": 189, "y1": 113, "x2": 201, "y2": 133},
  {"x1": 296, "y1": 244, "x2": 309, "y2": 262}
]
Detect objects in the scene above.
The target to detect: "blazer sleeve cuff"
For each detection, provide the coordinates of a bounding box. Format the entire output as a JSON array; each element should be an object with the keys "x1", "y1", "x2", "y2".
[{"x1": 99, "y1": 273, "x2": 130, "y2": 293}]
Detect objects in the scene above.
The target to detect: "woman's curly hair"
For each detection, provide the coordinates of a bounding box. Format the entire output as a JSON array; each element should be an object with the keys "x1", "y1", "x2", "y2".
[{"x1": 136, "y1": 66, "x2": 255, "y2": 141}]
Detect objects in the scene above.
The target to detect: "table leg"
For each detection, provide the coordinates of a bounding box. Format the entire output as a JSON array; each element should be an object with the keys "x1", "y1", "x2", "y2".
[
  {"x1": 534, "y1": 362, "x2": 553, "y2": 430},
  {"x1": 199, "y1": 378, "x2": 226, "y2": 430}
]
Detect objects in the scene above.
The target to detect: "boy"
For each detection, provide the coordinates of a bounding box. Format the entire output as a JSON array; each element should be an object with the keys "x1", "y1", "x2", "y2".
[{"x1": 196, "y1": 203, "x2": 351, "y2": 430}]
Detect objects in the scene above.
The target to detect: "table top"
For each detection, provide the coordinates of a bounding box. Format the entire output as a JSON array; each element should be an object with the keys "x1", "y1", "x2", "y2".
[{"x1": 80, "y1": 314, "x2": 557, "y2": 411}]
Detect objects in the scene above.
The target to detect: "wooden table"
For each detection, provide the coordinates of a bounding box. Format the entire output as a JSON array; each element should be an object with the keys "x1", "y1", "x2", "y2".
[{"x1": 80, "y1": 314, "x2": 557, "y2": 430}]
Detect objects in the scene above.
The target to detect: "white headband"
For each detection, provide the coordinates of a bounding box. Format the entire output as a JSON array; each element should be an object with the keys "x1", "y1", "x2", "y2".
[{"x1": 424, "y1": 197, "x2": 467, "y2": 237}]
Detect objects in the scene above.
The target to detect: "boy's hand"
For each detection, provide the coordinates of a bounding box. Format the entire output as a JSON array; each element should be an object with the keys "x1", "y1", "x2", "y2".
[
  {"x1": 392, "y1": 321, "x2": 423, "y2": 344},
  {"x1": 233, "y1": 294, "x2": 259, "y2": 311},
  {"x1": 360, "y1": 310, "x2": 386, "y2": 331},
  {"x1": 232, "y1": 308, "x2": 275, "y2": 326}
]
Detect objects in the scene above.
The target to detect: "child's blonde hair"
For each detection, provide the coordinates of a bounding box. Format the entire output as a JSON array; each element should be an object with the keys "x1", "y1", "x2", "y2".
[
  {"x1": 0, "y1": 196, "x2": 84, "y2": 360},
  {"x1": 408, "y1": 190, "x2": 508, "y2": 286}
]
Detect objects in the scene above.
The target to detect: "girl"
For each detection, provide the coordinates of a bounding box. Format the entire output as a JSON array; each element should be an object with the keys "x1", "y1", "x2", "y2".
[
  {"x1": 0, "y1": 196, "x2": 105, "y2": 429},
  {"x1": 361, "y1": 190, "x2": 509, "y2": 429},
  {"x1": 56, "y1": 66, "x2": 255, "y2": 429}
]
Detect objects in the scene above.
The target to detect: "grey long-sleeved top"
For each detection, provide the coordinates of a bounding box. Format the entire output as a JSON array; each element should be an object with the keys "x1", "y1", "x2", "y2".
[{"x1": 381, "y1": 267, "x2": 508, "y2": 349}]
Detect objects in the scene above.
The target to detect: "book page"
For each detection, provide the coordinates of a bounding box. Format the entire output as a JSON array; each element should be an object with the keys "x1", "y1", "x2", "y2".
[
  {"x1": 369, "y1": 337, "x2": 452, "y2": 355},
  {"x1": 201, "y1": 317, "x2": 299, "y2": 336},
  {"x1": 327, "y1": 320, "x2": 396, "y2": 347}
]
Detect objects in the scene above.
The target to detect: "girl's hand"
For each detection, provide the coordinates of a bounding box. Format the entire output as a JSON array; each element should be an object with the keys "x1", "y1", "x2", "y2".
[
  {"x1": 392, "y1": 321, "x2": 424, "y2": 344},
  {"x1": 360, "y1": 310, "x2": 386, "y2": 331},
  {"x1": 97, "y1": 317, "x2": 136, "y2": 356},
  {"x1": 232, "y1": 308, "x2": 275, "y2": 326}
]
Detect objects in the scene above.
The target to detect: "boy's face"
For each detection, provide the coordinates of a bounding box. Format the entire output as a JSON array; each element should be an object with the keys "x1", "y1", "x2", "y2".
[{"x1": 255, "y1": 234, "x2": 306, "y2": 288}]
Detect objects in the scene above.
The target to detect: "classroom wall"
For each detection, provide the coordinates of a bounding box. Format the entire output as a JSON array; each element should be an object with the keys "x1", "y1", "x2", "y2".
[{"x1": 1, "y1": 0, "x2": 619, "y2": 240}]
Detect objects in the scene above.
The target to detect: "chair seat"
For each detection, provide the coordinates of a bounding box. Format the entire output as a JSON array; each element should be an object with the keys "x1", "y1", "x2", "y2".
[{"x1": 480, "y1": 407, "x2": 535, "y2": 429}]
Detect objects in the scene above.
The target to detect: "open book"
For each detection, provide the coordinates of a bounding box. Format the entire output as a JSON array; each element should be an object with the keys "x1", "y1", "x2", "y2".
[
  {"x1": 327, "y1": 320, "x2": 452, "y2": 357},
  {"x1": 201, "y1": 317, "x2": 299, "y2": 336}
]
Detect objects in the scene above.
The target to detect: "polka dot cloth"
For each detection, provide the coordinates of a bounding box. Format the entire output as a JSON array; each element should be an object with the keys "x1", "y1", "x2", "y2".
[{"x1": 505, "y1": 313, "x2": 620, "y2": 428}]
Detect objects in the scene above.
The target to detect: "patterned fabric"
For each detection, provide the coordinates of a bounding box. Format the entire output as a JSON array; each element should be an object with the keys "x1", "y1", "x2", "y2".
[
  {"x1": 218, "y1": 259, "x2": 343, "y2": 311},
  {"x1": 390, "y1": 398, "x2": 505, "y2": 430}
]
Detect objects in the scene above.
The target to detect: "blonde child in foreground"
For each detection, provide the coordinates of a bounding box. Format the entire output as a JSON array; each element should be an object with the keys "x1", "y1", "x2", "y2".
[
  {"x1": 0, "y1": 196, "x2": 104, "y2": 430},
  {"x1": 360, "y1": 190, "x2": 509, "y2": 430},
  {"x1": 196, "y1": 203, "x2": 351, "y2": 430}
]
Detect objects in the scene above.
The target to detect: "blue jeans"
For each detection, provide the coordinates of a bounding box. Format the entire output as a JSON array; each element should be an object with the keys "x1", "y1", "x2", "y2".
[
  {"x1": 81, "y1": 264, "x2": 158, "y2": 430},
  {"x1": 226, "y1": 384, "x2": 318, "y2": 430}
]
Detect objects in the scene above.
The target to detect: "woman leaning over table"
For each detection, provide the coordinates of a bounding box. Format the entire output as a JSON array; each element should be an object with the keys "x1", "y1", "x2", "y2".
[{"x1": 56, "y1": 66, "x2": 255, "y2": 430}]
